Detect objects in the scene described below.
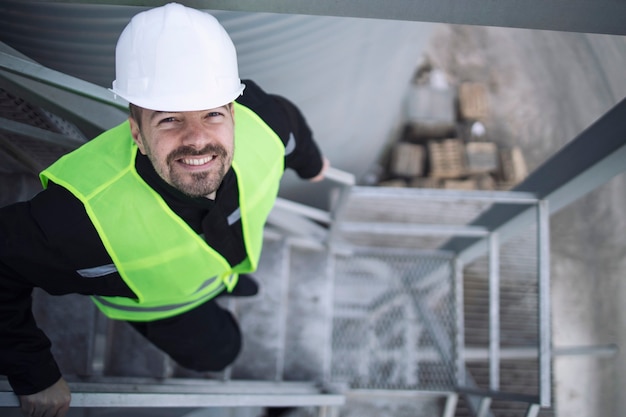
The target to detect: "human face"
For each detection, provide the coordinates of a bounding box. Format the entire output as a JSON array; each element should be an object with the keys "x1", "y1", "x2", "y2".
[{"x1": 129, "y1": 105, "x2": 235, "y2": 199}]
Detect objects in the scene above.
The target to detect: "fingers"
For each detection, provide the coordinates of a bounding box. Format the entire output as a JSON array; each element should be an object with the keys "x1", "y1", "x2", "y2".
[
  {"x1": 19, "y1": 378, "x2": 71, "y2": 417},
  {"x1": 308, "y1": 157, "x2": 330, "y2": 182},
  {"x1": 53, "y1": 401, "x2": 70, "y2": 417},
  {"x1": 20, "y1": 397, "x2": 69, "y2": 417}
]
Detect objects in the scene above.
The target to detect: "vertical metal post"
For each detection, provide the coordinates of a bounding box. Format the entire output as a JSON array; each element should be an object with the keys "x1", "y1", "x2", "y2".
[
  {"x1": 537, "y1": 200, "x2": 551, "y2": 407},
  {"x1": 488, "y1": 232, "x2": 500, "y2": 391},
  {"x1": 477, "y1": 397, "x2": 493, "y2": 417},
  {"x1": 526, "y1": 403, "x2": 541, "y2": 417},
  {"x1": 322, "y1": 250, "x2": 336, "y2": 384},
  {"x1": 454, "y1": 257, "x2": 466, "y2": 386},
  {"x1": 276, "y1": 239, "x2": 291, "y2": 381},
  {"x1": 443, "y1": 393, "x2": 459, "y2": 417},
  {"x1": 318, "y1": 405, "x2": 340, "y2": 417},
  {"x1": 405, "y1": 286, "x2": 419, "y2": 386}
]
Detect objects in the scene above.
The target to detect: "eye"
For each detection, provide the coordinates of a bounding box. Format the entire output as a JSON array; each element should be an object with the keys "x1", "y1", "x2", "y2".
[{"x1": 158, "y1": 117, "x2": 177, "y2": 124}]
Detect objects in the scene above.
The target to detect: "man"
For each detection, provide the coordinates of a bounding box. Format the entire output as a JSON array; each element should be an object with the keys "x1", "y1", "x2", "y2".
[{"x1": 0, "y1": 3, "x2": 328, "y2": 417}]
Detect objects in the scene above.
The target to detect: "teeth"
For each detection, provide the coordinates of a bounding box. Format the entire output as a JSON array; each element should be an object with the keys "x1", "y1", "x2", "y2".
[{"x1": 182, "y1": 156, "x2": 214, "y2": 166}]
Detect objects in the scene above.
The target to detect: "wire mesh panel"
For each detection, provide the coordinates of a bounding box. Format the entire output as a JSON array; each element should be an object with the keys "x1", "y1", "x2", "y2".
[
  {"x1": 330, "y1": 248, "x2": 459, "y2": 391},
  {"x1": 460, "y1": 225, "x2": 556, "y2": 417},
  {"x1": 329, "y1": 186, "x2": 552, "y2": 414}
]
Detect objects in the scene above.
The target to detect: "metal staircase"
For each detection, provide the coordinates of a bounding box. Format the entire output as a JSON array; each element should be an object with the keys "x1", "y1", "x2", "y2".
[{"x1": 0, "y1": 168, "x2": 552, "y2": 417}]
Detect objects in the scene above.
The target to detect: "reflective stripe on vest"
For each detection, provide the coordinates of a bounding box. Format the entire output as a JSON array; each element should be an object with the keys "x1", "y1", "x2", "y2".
[{"x1": 40, "y1": 102, "x2": 284, "y2": 321}]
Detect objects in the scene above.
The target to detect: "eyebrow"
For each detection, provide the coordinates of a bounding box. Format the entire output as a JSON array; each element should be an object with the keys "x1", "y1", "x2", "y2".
[
  {"x1": 149, "y1": 111, "x2": 171, "y2": 123},
  {"x1": 148, "y1": 106, "x2": 230, "y2": 123}
]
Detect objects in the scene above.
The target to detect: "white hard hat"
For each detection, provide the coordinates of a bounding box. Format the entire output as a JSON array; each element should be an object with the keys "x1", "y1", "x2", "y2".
[{"x1": 111, "y1": 3, "x2": 245, "y2": 111}]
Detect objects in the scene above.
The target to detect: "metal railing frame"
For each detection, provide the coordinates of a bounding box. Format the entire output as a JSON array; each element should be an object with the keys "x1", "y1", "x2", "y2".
[{"x1": 328, "y1": 187, "x2": 551, "y2": 416}]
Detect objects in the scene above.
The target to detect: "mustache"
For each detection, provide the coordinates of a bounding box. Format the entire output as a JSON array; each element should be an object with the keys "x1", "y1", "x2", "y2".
[{"x1": 167, "y1": 144, "x2": 228, "y2": 164}]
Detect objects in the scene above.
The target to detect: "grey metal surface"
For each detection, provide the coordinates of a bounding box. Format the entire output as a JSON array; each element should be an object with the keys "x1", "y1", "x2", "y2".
[
  {"x1": 283, "y1": 244, "x2": 333, "y2": 382},
  {"x1": 536, "y1": 201, "x2": 551, "y2": 407},
  {"x1": 488, "y1": 233, "x2": 500, "y2": 391},
  {"x1": 327, "y1": 183, "x2": 552, "y2": 413},
  {"x1": 0, "y1": 50, "x2": 125, "y2": 110},
  {"x1": 23, "y1": 0, "x2": 626, "y2": 35},
  {"x1": 0, "y1": 379, "x2": 344, "y2": 408},
  {"x1": 104, "y1": 320, "x2": 172, "y2": 379},
  {"x1": 453, "y1": 258, "x2": 465, "y2": 386},
  {"x1": 332, "y1": 187, "x2": 538, "y2": 250},
  {"x1": 526, "y1": 403, "x2": 541, "y2": 417},
  {"x1": 330, "y1": 248, "x2": 458, "y2": 390},
  {"x1": 0, "y1": 117, "x2": 85, "y2": 149},
  {"x1": 0, "y1": 86, "x2": 82, "y2": 175},
  {"x1": 0, "y1": 42, "x2": 128, "y2": 138},
  {"x1": 229, "y1": 237, "x2": 288, "y2": 381},
  {"x1": 0, "y1": 173, "x2": 41, "y2": 205}
]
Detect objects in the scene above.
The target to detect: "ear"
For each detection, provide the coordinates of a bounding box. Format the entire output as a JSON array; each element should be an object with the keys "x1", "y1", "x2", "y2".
[{"x1": 128, "y1": 116, "x2": 146, "y2": 155}]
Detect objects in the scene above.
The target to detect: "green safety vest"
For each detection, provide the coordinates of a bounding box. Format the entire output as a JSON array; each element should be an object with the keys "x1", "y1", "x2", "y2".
[{"x1": 40, "y1": 102, "x2": 285, "y2": 321}]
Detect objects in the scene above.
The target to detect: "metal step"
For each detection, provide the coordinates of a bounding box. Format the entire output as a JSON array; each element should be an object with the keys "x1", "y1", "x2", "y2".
[{"x1": 0, "y1": 378, "x2": 344, "y2": 408}]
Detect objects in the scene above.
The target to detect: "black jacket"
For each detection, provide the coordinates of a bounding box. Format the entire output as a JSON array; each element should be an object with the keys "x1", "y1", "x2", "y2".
[{"x1": 0, "y1": 80, "x2": 324, "y2": 395}]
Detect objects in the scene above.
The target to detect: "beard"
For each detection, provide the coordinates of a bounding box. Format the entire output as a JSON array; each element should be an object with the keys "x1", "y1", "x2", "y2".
[{"x1": 152, "y1": 144, "x2": 232, "y2": 198}]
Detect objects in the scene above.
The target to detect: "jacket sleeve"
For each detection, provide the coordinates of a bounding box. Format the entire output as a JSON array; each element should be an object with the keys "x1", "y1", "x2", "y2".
[
  {"x1": 0, "y1": 201, "x2": 63, "y2": 395},
  {"x1": 0, "y1": 183, "x2": 132, "y2": 395},
  {"x1": 271, "y1": 94, "x2": 324, "y2": 180},
  {"x1": 237, "y1": 80, "x2": 324, "y2": 180}
]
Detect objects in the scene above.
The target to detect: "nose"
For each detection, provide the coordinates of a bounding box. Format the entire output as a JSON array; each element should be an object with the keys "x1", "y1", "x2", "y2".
[{"x1": 181, "y1": 118, "x2": 212, "y2": 149}]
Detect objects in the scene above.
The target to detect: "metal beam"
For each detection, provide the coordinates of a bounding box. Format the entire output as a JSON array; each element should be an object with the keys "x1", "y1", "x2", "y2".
[
  {"x1": 0, "y1": 136, "x2": 42, "y2": 174},
  {"x1": 0, "y1": 51, "x2": 125, "y2": 110},
  {"x1": 349, "y1": 187, "x2": 539, "y2": 205},
  {"x1": 26, "y1": 0, "x2": 626, "y2": 36},
  {"x1": 0, "y1": 43, "x2": 128, "y2": 136},
  {"x1": 339, "y1": 222, "x2": 490, "y2": 238},
  {"x1": 267, "y1": 204, "x2": 329, "y2": 243},
  {"x1": 0, "y1": 117, "x2": 85, "y2": 149}
]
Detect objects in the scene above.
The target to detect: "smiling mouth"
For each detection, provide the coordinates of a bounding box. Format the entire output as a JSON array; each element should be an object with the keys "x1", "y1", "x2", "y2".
[{"x1": 179, "y1": 155, "x2": 216, "y2": 166}]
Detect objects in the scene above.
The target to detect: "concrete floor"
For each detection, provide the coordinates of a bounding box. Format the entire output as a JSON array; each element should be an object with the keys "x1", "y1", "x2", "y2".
[{"x1": 426, "y1": 24, "x2": 626, "y2": 416}]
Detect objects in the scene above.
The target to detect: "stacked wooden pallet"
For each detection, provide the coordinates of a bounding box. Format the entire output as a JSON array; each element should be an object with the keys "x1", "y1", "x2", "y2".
[{"x1": 380, "y1": 77, "x2": 527, "y2": 191}]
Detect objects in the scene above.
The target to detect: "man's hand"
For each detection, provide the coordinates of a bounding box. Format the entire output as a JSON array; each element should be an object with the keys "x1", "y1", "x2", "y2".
[
  {"x1": 19, "y1": 377, "x2": 71, "y2": 417},
  {"x1": 308, "y1": 157, "x2": 330, "y2": 183}
]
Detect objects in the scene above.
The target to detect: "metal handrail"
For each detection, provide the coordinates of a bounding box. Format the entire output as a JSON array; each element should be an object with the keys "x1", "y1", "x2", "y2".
[
  {"x1": 0, "y1": 378, "x2": 344, "y2": 408},
  {"x1": 0, "y1": 49, "x2": 126, "y2": 110},
  {"x1": 268, "y1": 166, "x2": 355, "y2": 243}
]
